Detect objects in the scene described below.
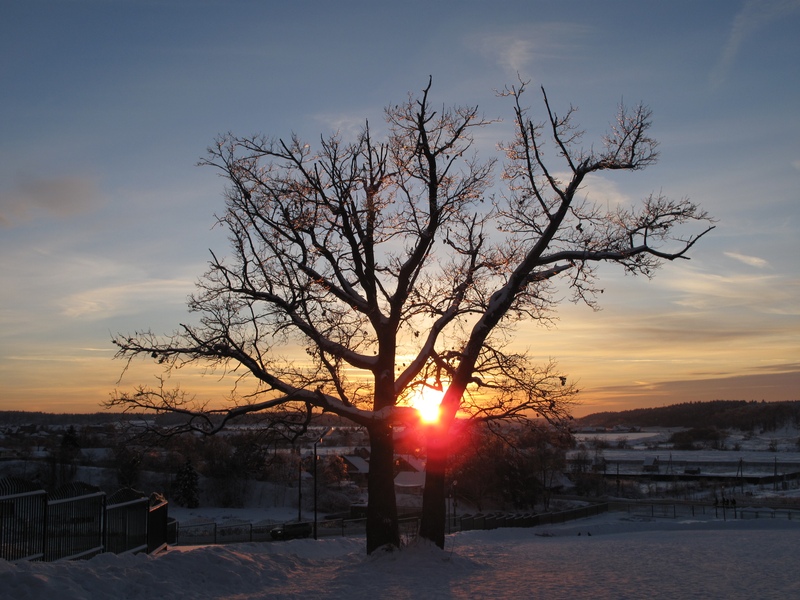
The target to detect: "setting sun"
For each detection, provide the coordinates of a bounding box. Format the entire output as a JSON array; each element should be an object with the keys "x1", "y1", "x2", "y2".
[{"x1": 410, "y1": 383, "x2": 445, "y2": 424}]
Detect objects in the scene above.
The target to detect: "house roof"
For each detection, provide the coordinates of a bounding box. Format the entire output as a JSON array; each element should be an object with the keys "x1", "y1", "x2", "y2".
[
  {"x1": 343, "y1": 455, "x2": 369, "y2": 474},
  {"x1": 394, "y1": 470, "x2": 425, "y2": 488},
  {"x1": 396, "y1": 454, "x2": 426, "y2": 472}
]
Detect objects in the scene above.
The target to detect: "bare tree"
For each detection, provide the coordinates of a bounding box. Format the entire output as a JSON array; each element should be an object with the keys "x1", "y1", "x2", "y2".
[{"x1": 110, "y1": 79, "x2": 713, "y2": 553}]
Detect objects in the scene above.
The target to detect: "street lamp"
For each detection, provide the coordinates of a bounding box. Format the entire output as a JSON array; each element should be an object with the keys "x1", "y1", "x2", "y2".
[
  {"x1": 297, "y1": 454, "x2": 303, "y2": 522},
  {"x1": 452, "y1": 480, "x2": 458, "y2": 529},
  {"x1": 314, "y1": 428, "x2": 334, "y2": 540}
]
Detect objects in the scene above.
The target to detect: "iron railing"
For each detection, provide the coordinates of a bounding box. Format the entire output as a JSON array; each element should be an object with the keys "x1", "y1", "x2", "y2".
[
  {"x1": 0, "y1": 477, "x2": 46, "y2": 561},
  {"x1": 0, "y1": 477, "x2": 169, "y2": 562}
]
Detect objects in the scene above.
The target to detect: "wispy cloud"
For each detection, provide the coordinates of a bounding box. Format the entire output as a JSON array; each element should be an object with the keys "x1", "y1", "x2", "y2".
[
  {"x1": 724, "y1": 251, "x2": 770, "y2": 269},
  {"x1": 711, "y1": 0, "x2": 800, "y2": 89},
  {"x1": 60, "y1": 279, "x2": 193, "y2": 320},
  {"x1": 664, "y1": 271, "x2": 799, "y2": 317},
  {"x1": 313, "y1": 112, "x2": 371, "y2": 140},
  {"x1": 472, "y1": 23, "x2": 589, "y2": 76},
  {"x1": 579, "y1": 174, "x2": 633, "y2": 208}
]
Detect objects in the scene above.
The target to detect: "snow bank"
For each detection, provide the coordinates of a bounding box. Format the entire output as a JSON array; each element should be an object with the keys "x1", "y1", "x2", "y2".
[{"x1": 1, "y1": 513, "x2": 798, "y2": 599}]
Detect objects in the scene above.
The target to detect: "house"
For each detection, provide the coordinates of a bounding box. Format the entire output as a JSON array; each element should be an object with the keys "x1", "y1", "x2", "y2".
[
  {"x1": 342, "y1": 455, "x2": 370, "y2": 486},
  {"x1": 393, "y1": 454, "x2": 426, "y2": 494},
  {"x1": 642, "y1": 456, "x2": 660, "y2": 473}
]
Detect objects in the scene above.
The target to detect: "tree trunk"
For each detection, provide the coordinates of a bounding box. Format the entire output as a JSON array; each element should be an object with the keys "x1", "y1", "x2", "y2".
[
  {"x1": 419, "y1": 431, "x2": 448, "y2": 548},
  {"x1": 365, "y1": 422, "x2": 400, "y2": 553}
]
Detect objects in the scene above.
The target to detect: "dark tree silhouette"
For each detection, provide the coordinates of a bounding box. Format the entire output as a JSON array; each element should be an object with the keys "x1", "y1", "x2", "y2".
[
  {"x1": 109, "y1": 79, "x2": 713, "y2": 552},
  {"x1": 173, "y1": 459, "x2": 200, "y2": 509}
]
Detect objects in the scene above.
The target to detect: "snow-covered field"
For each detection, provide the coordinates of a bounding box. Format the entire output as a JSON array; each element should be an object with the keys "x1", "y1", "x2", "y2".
[{"x1": 2, "y1": 510, "x2": 798, "y2": 599}]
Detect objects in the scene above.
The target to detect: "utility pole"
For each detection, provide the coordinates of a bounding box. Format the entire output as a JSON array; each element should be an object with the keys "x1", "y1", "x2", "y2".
[
  {"x1": 298, "y1": 452, "x2": 302, "y2": 522},
  {"x1": 314, "y1": 428, "x2": 333, "y2": 539}
]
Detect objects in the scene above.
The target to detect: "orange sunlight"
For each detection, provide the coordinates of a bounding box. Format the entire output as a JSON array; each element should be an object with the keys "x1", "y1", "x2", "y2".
[{"x1": 410, "y1": 382, "x2": 445, "y2": 424}]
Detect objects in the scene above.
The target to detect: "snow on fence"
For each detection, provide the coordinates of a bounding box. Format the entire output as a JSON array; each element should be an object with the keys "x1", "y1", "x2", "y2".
[{"x1": 0, "y1": 477, "x2": 169, "y2": 562}]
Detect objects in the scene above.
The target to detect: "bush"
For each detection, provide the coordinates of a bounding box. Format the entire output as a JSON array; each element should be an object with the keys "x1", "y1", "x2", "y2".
[{"x1": 669, "y1": 427, "x2": 727, "y2": 450}]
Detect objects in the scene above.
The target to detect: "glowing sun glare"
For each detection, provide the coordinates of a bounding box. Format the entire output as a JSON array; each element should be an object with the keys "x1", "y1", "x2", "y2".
[{"x1": 410, "y1": 384, "x2": 445, "y2": 424}]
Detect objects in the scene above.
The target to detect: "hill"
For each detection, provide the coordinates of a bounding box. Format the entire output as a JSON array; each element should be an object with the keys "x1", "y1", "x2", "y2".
[{"x1": 577, "y1": 400, "x2": 800, "y2": 431}]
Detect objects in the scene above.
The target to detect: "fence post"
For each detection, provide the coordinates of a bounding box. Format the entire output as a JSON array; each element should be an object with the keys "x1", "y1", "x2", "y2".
[
  {"x1": 102, "y1": 494, "x2": 108, "y2": 553},
  {"x1": 42, "y1": 492, "x2": 49, "y2": 561}
]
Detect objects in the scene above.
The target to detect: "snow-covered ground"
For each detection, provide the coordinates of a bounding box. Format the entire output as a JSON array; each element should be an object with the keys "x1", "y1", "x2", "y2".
[
  {"x1": 574, "y1": 424, "x2": 800, "y2": 454},
  {"x1": 3, "y1": 424, "x2": 800, "y2": 598},
  {"x1": 2, "y1": 510, "x2": 798, "y2": 599}
]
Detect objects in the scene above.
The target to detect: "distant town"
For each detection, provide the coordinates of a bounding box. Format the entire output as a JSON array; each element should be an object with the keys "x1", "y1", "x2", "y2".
[{"x1": 2, "y1": 400, "x2": 799, "y2": 512}]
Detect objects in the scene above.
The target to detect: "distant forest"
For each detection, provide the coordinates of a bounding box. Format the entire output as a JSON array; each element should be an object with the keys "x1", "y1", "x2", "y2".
[
  {"x1": 0, "y1": 410, "x2": 351, "y2": 429},
  {"x1": 577, "y1": 400, "x2": 800, "y2": 432}
]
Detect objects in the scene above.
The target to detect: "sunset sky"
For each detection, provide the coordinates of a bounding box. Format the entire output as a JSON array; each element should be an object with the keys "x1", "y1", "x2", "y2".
[{"x1": 1, "y1": 1, "x2": 798, "y2": 417}]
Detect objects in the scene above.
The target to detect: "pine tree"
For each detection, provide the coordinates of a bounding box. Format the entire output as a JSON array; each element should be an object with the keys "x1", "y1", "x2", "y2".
[{"x1": 174, "y1": 459, "x2": 200, "y2": 508}]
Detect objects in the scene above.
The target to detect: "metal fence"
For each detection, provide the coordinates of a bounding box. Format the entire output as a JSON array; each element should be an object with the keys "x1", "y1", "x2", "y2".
[
  {"x1": 173, "y1": 513, "x2": 422, "y2": 546},
  {"x1": 106, "y1": 487, "x2": 149, "y2": 555},
  {"x1": 173, "y1": 506, "x2": 607, "y2": 548},
  {"x1": 0, "y1": 477, "x2": 169, "y2": 562},
  {"x1": 44, "y1": 482, "x2": 105, "y2": 561},
  {"x1": 608, "y1": 500, "x2": 800, "y2": 522},
  {"x1": 0, "y1": 477, "x2": 46, "y2": 561},
  {"x1": 454, "y1": 503, "x2": 610, "y2": 532}
]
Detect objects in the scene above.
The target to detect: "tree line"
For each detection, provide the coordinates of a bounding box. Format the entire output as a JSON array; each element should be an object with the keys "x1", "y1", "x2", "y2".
[{"x1": 577, "y1": 400, "x2": 800, "y2": 432}]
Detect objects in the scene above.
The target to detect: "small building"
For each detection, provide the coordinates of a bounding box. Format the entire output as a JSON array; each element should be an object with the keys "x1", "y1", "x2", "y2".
[
  {"x1": 342, "y1": 455, "x2": 369, "y2": 486},
  {"x1": 642, "y1": 456, "x2": 660, "y2": 473}
]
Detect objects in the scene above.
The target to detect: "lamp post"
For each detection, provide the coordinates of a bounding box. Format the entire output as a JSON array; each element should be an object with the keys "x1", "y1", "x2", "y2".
[
  {"x1": 452, "y1": 480, "x2": 458, "y2": 529},
  {"x1": 314, "y1": 428, "x2": 333, "y2": 540},
  {"x1": 297, "y1": 452, "x2": 303, "y2": 522}
]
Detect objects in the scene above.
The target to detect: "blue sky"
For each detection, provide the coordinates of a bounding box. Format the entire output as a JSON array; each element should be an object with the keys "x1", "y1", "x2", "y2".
[{"x1": 1, "y1": 0, "x2": 798, "y2": 415}]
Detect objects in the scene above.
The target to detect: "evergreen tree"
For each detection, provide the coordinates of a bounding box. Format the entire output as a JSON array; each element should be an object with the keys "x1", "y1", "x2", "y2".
[
  {"x1": 174, "y1": 459, "x2": 200, "y2": 508},
  {"x1": 114, "y1": 445, "x2": 141, "y2": 489}
]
